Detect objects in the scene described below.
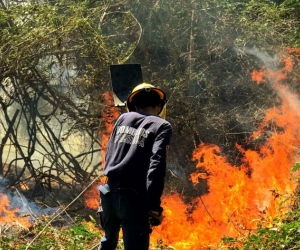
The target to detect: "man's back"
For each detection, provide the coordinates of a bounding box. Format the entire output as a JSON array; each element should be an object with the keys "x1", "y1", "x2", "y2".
[{"x1": 103, "y1": 111, "x2": 172, "y2": 204}]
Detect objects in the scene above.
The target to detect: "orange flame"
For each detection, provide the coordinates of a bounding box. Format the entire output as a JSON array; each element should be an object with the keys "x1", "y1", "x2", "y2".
[
  {"x1": 150, "y1": 51, "x2": 300, "y2": 249},
  {"x1": 0, "y1": 193, "x2": 31, "y2": 228},
  {"x1": 100, "y1": 92, "x2": 120, "y2": 167},
  {"x1": 251, "y1": 69, "x2": 265, "y2": 84},
  {"x1": 84, "y1": 91, "x2": 120, "y2": 210},
  {"x1": 20, "y1": 183, "x2": 29, "y2": 190},
  {"x1": 84, "y1": 175, "x2": 107, "y2": 210}
]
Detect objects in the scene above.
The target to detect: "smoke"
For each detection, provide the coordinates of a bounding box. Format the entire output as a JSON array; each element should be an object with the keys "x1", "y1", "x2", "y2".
[
  {"x1": 168, "y1": 162, "x2": 187, "y2": 180},
  {"x1": 0, "y1": 178, "x2": 60, "y2": 222},
  {"x1": 244, "y1": 47, "x2": 300, "y2": 117},
  {"x1": 244, "y1": 46, "x2": 280, "y2": 70}
]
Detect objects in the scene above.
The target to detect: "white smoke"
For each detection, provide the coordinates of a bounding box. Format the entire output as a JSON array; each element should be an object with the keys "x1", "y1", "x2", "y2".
[
  {"x1": 244, "y1": 46, "x2": 280, "y2": 70},
  {"x1": 242, "y1": 46, "x2": 300, "y2": 117},
  {"x1": 0, "y1": 177, "x2": 60, "y2": 222}
]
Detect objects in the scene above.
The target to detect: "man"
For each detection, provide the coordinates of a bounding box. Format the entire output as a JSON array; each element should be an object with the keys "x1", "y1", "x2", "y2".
[{"x1": 98, "y1": 83, "x2": 172, "y2": 250}]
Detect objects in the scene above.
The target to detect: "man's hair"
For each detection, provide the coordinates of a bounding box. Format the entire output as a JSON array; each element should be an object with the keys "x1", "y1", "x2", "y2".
[{"x1": 132, "y1": 90, "x2": 163, "y2": 109}]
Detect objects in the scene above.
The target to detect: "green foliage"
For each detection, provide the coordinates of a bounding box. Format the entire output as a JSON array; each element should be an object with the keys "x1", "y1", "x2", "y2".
[
  {"x1": 235, "y1": 0, "x2": 300, "y2": 47},
  {"x1": 241, "y1": 217, "x2": 300, "y2": 249},
  {"x1": 291, "y1": 162, "x2": 300, "y2": 172},
  {"x1": 0, "y1": 218, "x2": 102, "y2": 250}
]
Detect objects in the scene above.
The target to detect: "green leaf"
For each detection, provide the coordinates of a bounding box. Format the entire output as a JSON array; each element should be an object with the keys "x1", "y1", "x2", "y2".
[{"x1": 291, "y1": 162, "x2": 300, "y2": 172}]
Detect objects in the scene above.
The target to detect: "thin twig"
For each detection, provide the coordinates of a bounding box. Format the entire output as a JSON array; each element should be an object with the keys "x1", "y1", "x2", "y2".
[
  {"x1": 88, "y1": 242, "x2": 100, "y2": 250},
  {"x1": 14, "y1": 188, "x2": 39, "y2": 221},
  {"x1": 199, "y1": 195, "x2": 216, "y2": 221}
]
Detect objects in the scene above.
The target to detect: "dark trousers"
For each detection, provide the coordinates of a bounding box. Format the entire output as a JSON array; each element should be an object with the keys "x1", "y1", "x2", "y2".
[{"x1": 98, "y1": 185, "x2": 151, "y2": 250}]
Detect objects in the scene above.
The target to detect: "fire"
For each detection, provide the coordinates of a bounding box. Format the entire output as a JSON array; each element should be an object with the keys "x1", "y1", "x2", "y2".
[
  {"x1": 84, "y1": 175, "x2": 107, "y2": 210},
  {"x1": 20, "y1": 183, "x2": 30, "y2": 190},
  {"x1": 251, "y1": 69, "x2": 265, "y2": 84},
  {"x1": 0, "y1": 193, "x2": 31, "y2": 228},
  {"x1": 150, "y1": 50, "x2": 300, "y2": 249},
  {"x1": 84, "y1": 91, "x2": 120, "y2": 210},
  {"x1": 100, "y1": 91, "x2": 120, "y2": 166}
]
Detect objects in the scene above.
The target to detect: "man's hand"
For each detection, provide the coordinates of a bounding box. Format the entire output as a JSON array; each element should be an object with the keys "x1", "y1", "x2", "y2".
[{"x1": 148, "y1": 210, "x2": 164, "y2": 226}]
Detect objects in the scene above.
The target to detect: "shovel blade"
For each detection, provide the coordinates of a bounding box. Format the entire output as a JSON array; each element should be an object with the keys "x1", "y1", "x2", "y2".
[{"x1": 109, "y1": 64, "x2": 143, "y2": 107}]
